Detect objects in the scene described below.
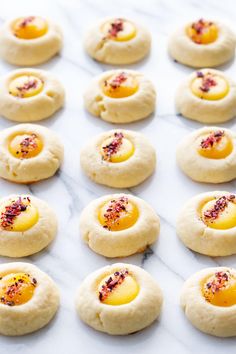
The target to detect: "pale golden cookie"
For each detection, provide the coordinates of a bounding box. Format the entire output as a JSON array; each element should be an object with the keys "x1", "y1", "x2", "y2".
[
  {"x1": 181, "y1": 267, "x2": 236, "y2": 337},
  {"x1": 0, "y1": 194, "x2": 57, "y2": 257},
  {"x1": 0, "y1": 123, "x2": 64, "y2": 183},
  {"x1": 0, "y1": 16, "x2": 62, "y2": 65},
  {"x1": 84, "y1": 17, "x2": 151, "y2": 64},
  {"x1": 80, "y1": 129, "x2": 156, "y2": 188},
  {"x1": 76, "y1": 263, "x2": 163, "y2": 335},
  {"x1": 176, "y1": 69, "x2": 236, "y2": 123},
  {"x1": 177, "y1": 191, "x2": 236, "y2": 256},
  {"x1": 80, "y1": 193, "x2": 160, "y2": 257},
  {"x1": 84, "y1": 69, "x2": 156, "y2": 123},
  {"x1": 177, "y1": 127, "x2": 236, "y2": 183},
  {"x1": 0, "y1": 68, "x2": 65, "y2": 122},
  {"x1": 169, "y1": 19, "x2": 236, "y2": 67},
  {"x1": 0, "y1": 262, "x2": 59, "y2": 336}
]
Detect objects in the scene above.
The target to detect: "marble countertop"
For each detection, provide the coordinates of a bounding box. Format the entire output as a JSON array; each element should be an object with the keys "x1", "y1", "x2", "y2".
[{"x1": 1, "y1": 0, "x2": 236, "y2": 353}]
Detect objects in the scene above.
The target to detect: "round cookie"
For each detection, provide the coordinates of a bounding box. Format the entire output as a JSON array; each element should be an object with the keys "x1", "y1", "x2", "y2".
[
  {"x1": 84, "y1": 17, "x2": 151, "y2": 65},
  {"x1": 181, "y1": 267, "x2": 236, "y2": 337},
  {"x1": 177, "y1": 127, "x2": 236, "y2": 183},
  {"x1": 80, "y1": 129, "x2": 156, "y2": 188},
  {"x1": 176, "y1": 191, "x2": 236, "y2": 256},
  {"x1": 84, "y1": 69, "x2": 156, "y2": 123},
  {"x1": 168, "y1": 18, "x2": 236, "y2": 67},
  {"x1": 75, "y1": 263, "x2": 163, "y2": 335},
  {"x1": 0, "y1": 194, "x2": 57, "y2": 257},
  {"x1": 0, "y1": 68, "x2": 65, "y2": 122},
  {"x1": 0, "y1": 16, "x2": 62, "y2": 66},
  {"x1": 176, "y1": 69, "x2": 236, "y2": 123},
  {"x1": 0, "y1": 262, "x2": 59, "y2": 336},
  {"x1": 0, "y1": 123, "x2": 64, "y2": 183},
  {"x1": 79, "y1": 193, "x2": 160, "y2": 257}
]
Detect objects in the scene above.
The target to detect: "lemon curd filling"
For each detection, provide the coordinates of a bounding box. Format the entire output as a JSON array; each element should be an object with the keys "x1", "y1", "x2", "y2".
[
  {"x1": 197, "y1": 130, "x2": 233, "y2": 159},
  {"x1": 191, "y1": 71, "x2": 229, "y2": 101},
  {"x1": 98, "y1": 196, "x2": 139, "y2": 231},
  {"x1": 202, "y1": 271, "x2": 236, "y2": 307},
  {"x1": 9, "y1": 133, "x2": 43, "y2": 159},
  {"x1": 0, "y1": 272, "x2": 37, "y2": 306},
  {"x1": 98, "y1": 269, "x2": 139, "y2": 305},
  {"x1": 0, "y1": 196, "x2": 39, "y2": 232},
  {"x1": 9, "y1": 75, "x2": 44, "y2": 98},
  {"x1": 101, "y1": 132, "x2": 134, "y2": 163},
  {"x1": 102, "y1": 72, "x2": 138, "y2": 99},
  {"x1": 201, "y1": 194, "x2": 236, "y2": 230},
  {"x1": 12, "y1": 16, "x2": 48, "y2": 39},
  {"x1": 186, "y1": 19, "x2": 218, "y2": 44},
  {"x1": 102, "y1": 18, "x2": 136, "y2": 42}
]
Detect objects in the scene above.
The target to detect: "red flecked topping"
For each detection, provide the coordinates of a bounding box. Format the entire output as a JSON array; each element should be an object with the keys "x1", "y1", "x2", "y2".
[
  {"x1": 102, "y1": 132, "x2": 124, "y2": 161},
  {"x1": 206, "y1": 271, "x2": 230, "y2": 295},
  {"x1": 19, "y1": 16, "x2": 35, "y2": 28},
  {"x1": 0, "y1": 196, "x2": 30, "y2": 230},
  {"x1": 103, "y1": 196, "x2": 129, "y2": 230},
  {"x1": 108, "y1": 18, "x2": 124, "y2": 38},
  {"x1": 200, "y1": 130, "x2": 224, "y2": 149},
  {"x1": 17, "y1": 133, "x2": 38, "y2": 158},
  {"x1": 99, "y1": 269, "x2": 129, "y2": 302},
  {"x1": 196, "y1": 72, "x2": 217, "y2": 92},
  {"x1": 0, "y1": 273, "x2": 37, "y2": 306},
  {"x1": 192, "y1": 19, "x2": 209, "y2": 34},
  {"x1": 104, "y1": 72, "x2": 128, "y2": 90},
  {"x1": 16, "y1": 79, "x2": 38, "y2": 96},
  {"x1": 203, "y1": 195, "x2": 235, "y2": 221}
]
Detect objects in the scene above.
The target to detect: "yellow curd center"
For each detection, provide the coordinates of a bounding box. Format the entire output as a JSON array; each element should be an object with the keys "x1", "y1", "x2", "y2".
[
  {"x1": 186, "y1": 19, "x2": 218, "y2": 44},
  {"x1": 0, "y1": 272, "x2": 37, "y2": 306},
  {"x1": 0, "y1": 196, "x2": 39, "y2": 232},
  {"x1": 201, "y1": 195, "x2": 236, "y2": 230},
  {"x1": 98, "y1": 269, "x2": 139, "y2": 305},
  {"x1": 202, "y1": 271, "x2": 236, "y2": 307},
  {"x1": 191, "y1": 71, "x2": 229, "y2": 100},
  {"x1": 98, "y1": 196, "x2": 139, "y2": 231},
  {"x1": 9, "y1": 133, "x2": 43, "y2": 159},
  {"x1": 101, "y1": 132, "x2": 134, "y2": 163},
  {"x1": 197, "y1": 130, "x2": 233, "y2": 159},
  {"x1": 102, "y1": 72, "x2": 138, "y2": 99},
  {"x1": 9, "y1": 75, "x2": 44, "y2": 98},
  {"x1": 12, "y1": 16, "x2": 48, "y2": 39},
  {"x1": 102, "y1": 18, "x2": 136, "y2": 41}
]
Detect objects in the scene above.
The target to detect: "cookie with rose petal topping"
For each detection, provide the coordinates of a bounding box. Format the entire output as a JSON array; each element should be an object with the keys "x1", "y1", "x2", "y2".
[
  {"x1": 0, "y1": 16, "x2": 62, "y2": 66},
  {"x1": 84, "y1": 17, "x2": 151, "y2": 64},
  {"x1": 181, "y1": 267, "x2": 236, "y2": 337},
  {"x1": 169, "y1": 19, "x2": 236, "y2": 67},
  {"x1": 76, "y1": 263, "x2": 163, "y2": 335},
  {"x1": 80, "y1": 193, "x2": 160, "y2": 257}
]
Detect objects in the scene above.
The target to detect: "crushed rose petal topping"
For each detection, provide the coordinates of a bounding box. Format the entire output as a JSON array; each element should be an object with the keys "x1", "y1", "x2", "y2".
[
  {"x1": 190, "y1": 19, "x2": 214, "y2": 44},
  {"x1": 206, "y1": 271, "x2": 230, "y2": 295},
  {"x1": 200, "y1": 130, "x2": 225, "y2": 149},
  {"x1": 17, "y1": 133, "x2": 38, "y2": 158},
  {"x1": 107, "y1": 18, "x2": 124, "y2": 38},
  {"x1": 203, "y1": 195, "x2": 235, "y2": 221},
  {"x1": 18, "y1": 16, "x2": 35, "y2": 28},
  {"x1": 104, "y1": 72, "x2": 128, "y2": 90},
  {"x1": 0, "y1": 196, "x2": 30, "y2": 229},
  {"x1": 102, "y1": 196, "x2": 129, "y2": 230},
  {"x1": 99, "y1": 269, "x2": 129, "y2": 302},
  {"x1": 0, "y1": 274, "x2": 37, "y2": 306},
  {"x1": 102, "y1": 132, "x2": 124, "y2": 161},
  {"x1": 196, "y1": 71, "x2": 217, "y2": 92}
]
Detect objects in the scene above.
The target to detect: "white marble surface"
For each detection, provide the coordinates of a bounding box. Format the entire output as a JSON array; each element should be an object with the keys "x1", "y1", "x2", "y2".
[{"x1": 1, "y1": 0, "x2": 236, "y2": 353}]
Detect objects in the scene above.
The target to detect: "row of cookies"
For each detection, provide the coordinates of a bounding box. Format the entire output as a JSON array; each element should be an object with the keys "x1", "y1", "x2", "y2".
[
  {"x1": 1, "y1": 260, "x2": 235, "y2": 338},
  {"x1": 3, "y1": 123, "x2": 235, "y2": 188},
  {"x1": 1, "y1": 66, "x2": 235, "y2": 126},
  {"x1": 0, "y1": 16, "x2": 235, "y2": 67}
]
